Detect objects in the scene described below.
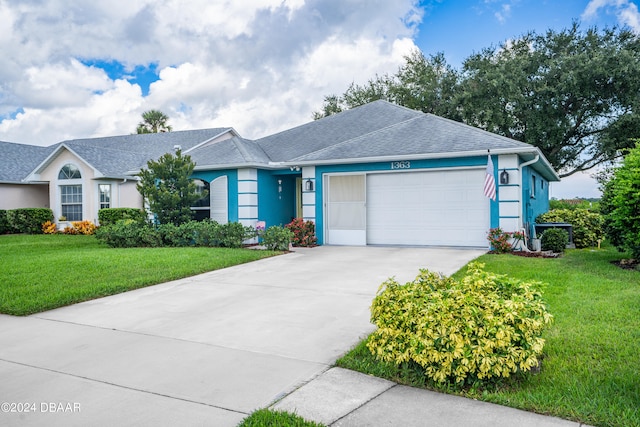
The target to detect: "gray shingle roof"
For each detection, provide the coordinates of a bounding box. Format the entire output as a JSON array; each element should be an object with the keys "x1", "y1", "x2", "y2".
[
  {"x1": 190, "y1": 137, "x2": 271, "y2": 168},
  {"x1": 0, "y1": 141, "x2": 55, "y2": 182},
  {"x1": 255, "y1": 100, "x2": 423, "y2": 161},
  {"x1": 63, "y1": 128, "x2": 232, "y2": 176},
  {"x1": 291, "y1": 113, "x2": 533, "y2": 162},
  {"x1": 1, "y1": 101, "x2": 557, "y2": 182}
]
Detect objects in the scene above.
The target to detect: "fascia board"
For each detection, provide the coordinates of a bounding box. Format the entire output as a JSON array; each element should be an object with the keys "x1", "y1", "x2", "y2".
[{"x1": 284, "y1": 147, "x2": 561, "y2": 181}]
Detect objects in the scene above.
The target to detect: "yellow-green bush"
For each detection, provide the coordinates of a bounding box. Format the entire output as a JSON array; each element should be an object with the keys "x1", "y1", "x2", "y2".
[{"x1": 367, "y1": 263, "x2": 553, "y2": 385}]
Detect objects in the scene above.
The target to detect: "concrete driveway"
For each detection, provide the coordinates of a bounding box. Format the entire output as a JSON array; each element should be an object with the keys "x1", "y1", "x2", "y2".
[{"x1": 0, "y1": 246, "x2": 484, "y2": 426}]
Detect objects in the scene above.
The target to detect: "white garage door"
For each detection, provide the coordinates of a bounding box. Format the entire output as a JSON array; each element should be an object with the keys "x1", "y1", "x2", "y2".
[{"x1": 366, "y1": 169, "x2": 489, "y2": 247}]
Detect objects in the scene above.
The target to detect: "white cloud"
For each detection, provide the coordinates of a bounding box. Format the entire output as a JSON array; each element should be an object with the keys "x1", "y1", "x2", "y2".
[
  {"x1": 0, "y1": 0, "x2": 422, "y2": 145},
  {"x1": 495, "y1": 4, "x2": 512, "y2": 23},
  {"x1": 582, "y1": 0, "x2": 640, "y2": 32}
]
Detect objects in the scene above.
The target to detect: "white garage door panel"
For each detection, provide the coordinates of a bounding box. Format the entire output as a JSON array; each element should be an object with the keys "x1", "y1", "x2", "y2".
[{"x1": 367, "y1": 170, "x2": 489, "y2": 247}]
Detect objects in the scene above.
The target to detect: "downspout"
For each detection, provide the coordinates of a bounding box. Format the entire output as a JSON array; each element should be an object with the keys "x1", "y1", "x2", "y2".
[{"x1": 518, "y1": 154, "x2": 540, "y2": 248}]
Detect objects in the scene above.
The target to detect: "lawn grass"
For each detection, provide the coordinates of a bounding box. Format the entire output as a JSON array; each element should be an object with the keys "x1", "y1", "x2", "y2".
[
  {"x1": 0, "y1": 234, "x2": 280, "y2": 316},
  {"x1": 237, "y1": 409, "x2": 324, "y2": 427},
  {"x1": 336, "y1": 246, "x2": 640, "y2": 427}
]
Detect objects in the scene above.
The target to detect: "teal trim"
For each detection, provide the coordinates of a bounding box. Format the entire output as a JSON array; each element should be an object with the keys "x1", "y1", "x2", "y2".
[
  {"x1": 499, "y1": 216, "x2": 520, "y2": 219},
  {"x1": 190, "y1": 170, "x2": 238, "y2": 222},
  {"x1": 500, "y1": 199, "x2": 519, "y2": 203}
]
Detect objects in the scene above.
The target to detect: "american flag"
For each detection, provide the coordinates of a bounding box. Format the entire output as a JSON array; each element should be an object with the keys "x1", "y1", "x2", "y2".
[{"x1": 484, "y1": 154, "x2": 496, "y2": 201}]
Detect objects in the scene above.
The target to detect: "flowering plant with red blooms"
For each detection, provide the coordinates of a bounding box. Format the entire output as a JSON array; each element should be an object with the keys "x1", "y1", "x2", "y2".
[{"x1": 285, "y1": 218, "x2": 317, "y2": 247}]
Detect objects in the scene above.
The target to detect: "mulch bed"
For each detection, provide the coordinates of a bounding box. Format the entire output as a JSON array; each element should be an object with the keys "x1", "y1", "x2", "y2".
[
  {"x1": 489, "y1": 250, "x2": 560, "y2": 258},
  {"x1": 511, "y1": 250, "x2": 560, "y2": 258},
  {"x1": 612, "y1": 258, "x2": 640, "y2": 270}
]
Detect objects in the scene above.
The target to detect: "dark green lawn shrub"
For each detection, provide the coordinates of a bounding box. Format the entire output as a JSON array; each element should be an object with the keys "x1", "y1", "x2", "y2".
[
  {"x1": 601, "y1": 143, "x2": 640, "y2": 259},
  {"x1": 98, "y1": 208, "x2": 147, "y2": 226},
  {"x1": 157, "y1": 222, "x2": 196, "y2": 247},
  {"x1": 95, "y1": 219, "x2": 256, "y2": 249},
  {"x1": 6, "y1": 208, "x2": 54, "y2": 234},
  {"x1": 0, "y1": 210, "x2": 9, "y2": 234},
  {"x1": 367, "y1": 262, "x2": 553, "y2": 385},
  {"x1": 260, "y1": 226, "x2": 293, "y2": 251},
  {"x1": 218, "y1": 222, "x2": 255, "y2": 248},
  {"x1": 540, "y1": 228, "x2": 569, "y2": 253},
  {"x1": 536, "y1": 209, "x2": 603, "y2": 248},
  {"x1": 95, "y1": 220, "x2": 161, "y2": 248},
  {"x1": 285, "y1": 218, "x2": 318, "y2": 247}
]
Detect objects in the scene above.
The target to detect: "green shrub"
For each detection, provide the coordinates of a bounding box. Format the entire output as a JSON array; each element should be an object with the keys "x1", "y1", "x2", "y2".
[
  {"x1": 6, "y1": 208, "x2": 54, "y2": 234},
  {"x1": 536, "y1": 209, "x2": 604, "y2": 248},
  {"x1": 540, "y1": 228, "x2": 568, "y2": 253},
  {"x1": 98, "y1": 208, "x2": 147, "y2": 226},
  {"x1": 261, "y1": 226, "x2": 293, "y2": 251},
  {"x1": 191, "y1": 220, "x2": 221, "y2": 247},
  {"x1": 601, "y1": 142, "x2": 640, "y2": 258},
  {"x1": 285, "y1": 218, "x2": 318, "y2": 247},
  {"x1": 157, "y1": 222, "x2": 197, "y2": 247},
  {"x1": 0, "y1": 210, "x2": 9, "y2": 234},
  {"x1": 95, "y1": 220, "x2": 161, "y2": 248},
  {"x1": 367, "y1": 262, "x2": 553, "y2": 385},
  {"x1": 218, "y1": 222, "x2": 255, "y2": 248}
]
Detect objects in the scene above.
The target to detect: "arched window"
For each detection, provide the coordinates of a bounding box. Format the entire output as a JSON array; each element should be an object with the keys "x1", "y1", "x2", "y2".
[
  {"x1": 59, "y1": 164, "x2": 83, "y2": 221},
  {"x1": 58, "y1": 164, "x2": 81, "y2": 180},
  {"x1": 191, "y1": 179, "x2": 210, "y2": 221}
]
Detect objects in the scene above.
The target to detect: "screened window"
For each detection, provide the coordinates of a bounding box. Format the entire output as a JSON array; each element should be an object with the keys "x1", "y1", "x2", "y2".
[
  {"x1": 61, "y1": 185, "x2": 83, "y2": 221},
  {"x1": 58, "y1": 164, "x2": 81, "y2": 179},
  {"x1": 99, "y1": 184, "x2": 111, "y2": 210}
]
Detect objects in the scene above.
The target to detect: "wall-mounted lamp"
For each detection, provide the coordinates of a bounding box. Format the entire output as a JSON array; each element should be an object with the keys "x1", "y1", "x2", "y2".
[
  {"x1": 500, "y1": 169, "x2": 509, "y2": 185},
  {"x1": 305, "y1": 178, "x2": 314, "y2": 191},
  {"x1": 290, "y1": 166, "x2": 300, "y2": 172},
  {"x1": 278, "y1": 179, "x2": 282, "y2": 200}
]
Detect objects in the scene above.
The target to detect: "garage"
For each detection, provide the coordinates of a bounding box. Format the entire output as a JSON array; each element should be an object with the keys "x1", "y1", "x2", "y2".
[
  {"x1": 366, "y1": 168, "x2": 489, "y2": 247},
  {"x1": 325, "y1": 168, "x2": 490, "y2": 247}
]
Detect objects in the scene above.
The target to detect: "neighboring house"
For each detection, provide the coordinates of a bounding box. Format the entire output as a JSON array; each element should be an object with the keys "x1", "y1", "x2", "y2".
[{"x1": 0, "y1": 100, "x2": 559, "y2": 247}]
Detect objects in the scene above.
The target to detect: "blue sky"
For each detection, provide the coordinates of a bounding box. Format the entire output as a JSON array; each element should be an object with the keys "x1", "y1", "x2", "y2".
[{"x1": 0, "y1": 0, "x2": 637, "y2": 198}]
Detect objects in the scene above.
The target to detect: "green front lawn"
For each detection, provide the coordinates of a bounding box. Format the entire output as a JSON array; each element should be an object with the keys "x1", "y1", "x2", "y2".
[
  {"x1": 337, "y1": 246, "x2": 640, "y2": 427},
  {"x1": 0, "y1": 234, "x2": 280, "y2": 316}
]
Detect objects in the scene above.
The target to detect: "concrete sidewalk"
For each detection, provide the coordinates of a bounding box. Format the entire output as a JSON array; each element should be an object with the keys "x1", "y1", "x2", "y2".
[{"x1": 273, "y1": 367, "x2": 589, "y2": 427}]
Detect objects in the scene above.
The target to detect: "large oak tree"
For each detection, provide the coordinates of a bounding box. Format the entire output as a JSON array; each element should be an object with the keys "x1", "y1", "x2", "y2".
[{"x1": 314, "y1": 25, "x2": 640, "y2": 177}]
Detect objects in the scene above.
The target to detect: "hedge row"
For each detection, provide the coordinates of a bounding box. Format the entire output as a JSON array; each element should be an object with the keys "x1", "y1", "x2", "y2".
[
  {"x1": 0, "y1": 208, "x2": 54, "y2": 234},
  {"x1": 95, "y1": 219, "x2": 256, "y2": 248},
  {"x1": 97, "y1": 208, "x2": 147, "y2": 226}
]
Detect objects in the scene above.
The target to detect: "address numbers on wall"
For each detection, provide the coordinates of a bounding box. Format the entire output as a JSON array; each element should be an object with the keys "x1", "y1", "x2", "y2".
[{"x1": 390, "y1": 161, "x2": 411, "y2": 169}]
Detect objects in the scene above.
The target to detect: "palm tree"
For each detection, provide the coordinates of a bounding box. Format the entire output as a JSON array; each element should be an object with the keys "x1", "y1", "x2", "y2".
[{"x1": 136, "y1": 110, "x2": 172, "y2": 134}]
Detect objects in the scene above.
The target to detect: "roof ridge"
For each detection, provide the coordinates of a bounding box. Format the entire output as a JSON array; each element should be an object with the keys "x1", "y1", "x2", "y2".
[{"x1": 290, "y1": 115, "x2": 426, "y2": 161}]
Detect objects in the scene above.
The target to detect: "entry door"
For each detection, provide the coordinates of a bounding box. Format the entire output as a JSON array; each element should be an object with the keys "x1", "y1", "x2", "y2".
[{"x1": 326, "y1": 174, "x2": 366, "y2": 245}]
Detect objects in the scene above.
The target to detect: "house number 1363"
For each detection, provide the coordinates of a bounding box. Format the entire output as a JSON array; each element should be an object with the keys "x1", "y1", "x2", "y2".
[{"x1": 391, "y1": 161, "x2": 410, "y2": 169}]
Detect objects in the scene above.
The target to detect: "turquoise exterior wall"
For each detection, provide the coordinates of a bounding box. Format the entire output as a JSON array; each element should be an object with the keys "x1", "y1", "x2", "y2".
[
  {"x1": 313, "y1": 156, "x2": 500, "y2": 245},
  {"x1": 257, "y1": 169, "x2": 299, "y2": 227},
  {"x1": 190, "y1": 169, "x2": 239, "y2": 222},
  {"x1": 521, "y1": 164, "x2": 550, "y2": 234}
]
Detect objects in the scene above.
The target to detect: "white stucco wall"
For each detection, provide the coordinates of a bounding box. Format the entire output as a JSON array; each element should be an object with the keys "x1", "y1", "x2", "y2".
[
  {"x1": 38, "y1": 149, "x2": 96, "y2": 222},
  {"x1": 0, "y1": 184, "x2": 49, "y2": 210}
]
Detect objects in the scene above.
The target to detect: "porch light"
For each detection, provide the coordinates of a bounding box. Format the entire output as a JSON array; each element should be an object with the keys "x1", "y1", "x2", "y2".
[
  {"x1": 278, "y1": 179, "x2": 282, "y2": 200},
  {"x1": 305, "y1": 178, "x2": 314, "y2": 191},
  {"x1": 500, "y1": 169, "x2": 509, "y2": 185}
]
